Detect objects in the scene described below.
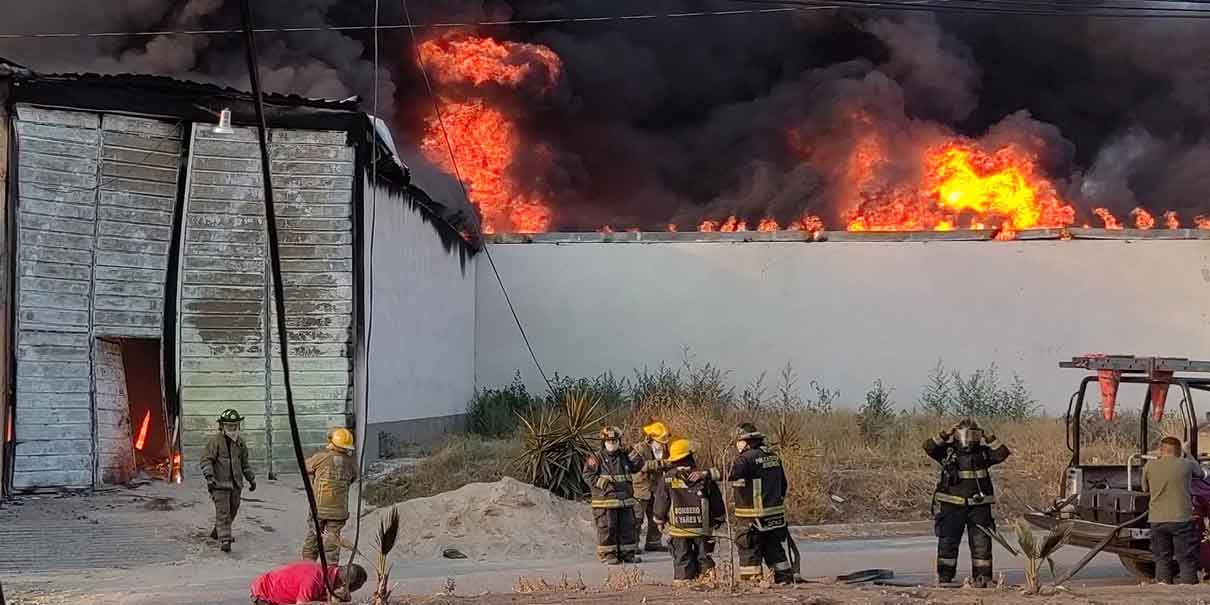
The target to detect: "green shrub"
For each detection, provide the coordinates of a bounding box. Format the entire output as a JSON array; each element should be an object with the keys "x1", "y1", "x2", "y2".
[
  {"x1": 467, "y1": 372, "x2": 542, "y2": 437},
  {"x1": 859, "y1": 379, "x2": 897, "y2": 442}
]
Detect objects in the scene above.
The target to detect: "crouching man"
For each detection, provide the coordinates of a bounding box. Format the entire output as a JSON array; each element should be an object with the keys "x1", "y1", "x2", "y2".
[
  {"x1": 249, "y1": 562, "x2": 367, "y2": 604},
  {"x1": 653, "y1": 438, "x2": 725, "y2": 583},
  {"x1": 1143, "y1": 436, "x2": 1210, "y2": 585}
]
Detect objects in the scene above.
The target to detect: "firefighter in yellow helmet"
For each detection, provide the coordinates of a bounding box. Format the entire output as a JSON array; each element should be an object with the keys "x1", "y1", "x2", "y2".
[
  {"x1": 301, "y1": 427, "x2": 359, "y2": 563},
  {"x1": 629, "y1": 421, "x2": 673, "y2": 552},
  {"x1": 653, "y1": 439, "x2": 725, "y2": 582},
  {"x1": 582, "y1": 426, "x2": 643, "y2": 564}
]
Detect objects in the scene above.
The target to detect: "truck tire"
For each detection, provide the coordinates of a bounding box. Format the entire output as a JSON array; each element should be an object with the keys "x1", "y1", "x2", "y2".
[{"x1": 1119, "y1": 555, "x2": 1155, "y2": 580}]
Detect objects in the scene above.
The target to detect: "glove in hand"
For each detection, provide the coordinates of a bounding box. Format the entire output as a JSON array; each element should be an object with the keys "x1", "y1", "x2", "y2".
[{"x1": 248, "y1": 479, "x2": 257, "y2": 492}]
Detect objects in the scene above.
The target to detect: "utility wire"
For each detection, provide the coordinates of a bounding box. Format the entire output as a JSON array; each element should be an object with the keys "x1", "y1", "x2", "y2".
[
  {"x1": 730, "y1": 0, "x2": 1210, "y2": 16},
  {"x1": 400, "y1": 0, "x2": 555, "y2": 395},
  {"x1": 238, "y1": 0, "x2": 335, "y2": 598}
]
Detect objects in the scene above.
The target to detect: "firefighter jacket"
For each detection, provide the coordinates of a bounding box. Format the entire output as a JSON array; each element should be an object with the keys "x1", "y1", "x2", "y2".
[
  {"x1": 727, "y1": 445, "x2": 789, "y2": 527},
  {"x1": 923, "y1": 435, "x2": 1011, "y2": 506},
  {"x1": 306, "y1": 447, "x2": 359, "y2": 520},
  {"x1": 583, "y1": 448, "x2": 641, "y2": 509},
  {"x1": 200, "y1": 433, "x2": 255, "y2": 491},
  {"x1": 629, "y1": 441, "x2": 668, "y2": 501},
  {"x1": 653, "y1": 465, "x2": 726, "y2": 538}
]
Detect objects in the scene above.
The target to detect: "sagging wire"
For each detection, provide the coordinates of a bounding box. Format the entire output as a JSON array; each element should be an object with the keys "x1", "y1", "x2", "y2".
[
  {"x1": 237, "y1": 0, "x2": 335, "y2": 597},
  {"x1": 400, "y1": 0, "x2": 555, "y2": 395},
  {"x1": 346, "y1": 0, "x2": 381, "y2": 574}
]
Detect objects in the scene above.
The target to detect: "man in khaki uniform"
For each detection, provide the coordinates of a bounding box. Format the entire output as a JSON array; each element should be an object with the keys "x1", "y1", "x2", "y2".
[
  {"x1": 200, "y1": 409, "x2": 256, "y2": 552},
  {"x1": 302, "y1": 427, "x2": 359, "y2": 562},
  {"x1": 1142, "y1": 436, "x2": 1210, "y2": 584},
  {"x1": 630, "y1": 421, "x2": 672, "y2": 552}
]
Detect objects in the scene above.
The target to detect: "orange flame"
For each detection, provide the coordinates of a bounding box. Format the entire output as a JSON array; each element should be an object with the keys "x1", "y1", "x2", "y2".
[
  {"x1": 1130, "y1": 207, "x2": 1154, "y2": 230},
  {"x1": 418, "y1": 34, "x2": 562, "y2": 234},
  {"x1": 757, "y1": 218, "x2": 780, "y2": 232},
  {"x1": 172, "y1": 453, "x2": 182, "y2": 484},
  {"x1": 1093, "y1": 208, "x2": 1123, "y2": 230},
  {"x1": 699, "y1": 219, "x2": 718, "y2": 232},
  {"x1": 1196, "y1": 215, "x2": 1210, "y2": 230},
  {"x1": 666, "y1": 223, "x2": 678, "y2": 232},
  {"x1": 134, "y1": 410, "x2": 150, "y2": 451},
  {"x1": 1164, "y1": 211, "x2": 1180, "y2": 230},
  {"x1": 786, "y1": 215, "x2": 825, "y2": 232},
  {"x1": 843, "y1": 140, "x2": 1075, "y2": 232}
]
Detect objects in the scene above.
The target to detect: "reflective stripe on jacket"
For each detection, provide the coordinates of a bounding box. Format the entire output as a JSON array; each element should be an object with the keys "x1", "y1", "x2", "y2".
[
  {"x1": 582, "y1": 448, "x2": 640, "y2": 509},
  {"x1": 727, "y1": 446, "x2": 788, "y2": 520}
]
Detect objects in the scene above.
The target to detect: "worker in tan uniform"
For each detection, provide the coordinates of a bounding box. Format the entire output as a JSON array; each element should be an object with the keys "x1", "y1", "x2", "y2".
[
  {"x1": 301, "y1": 427, "x2": 359, "y2": 563},
  {"x1": 630, "y1": 421, "x2": 673, "y2": 552},
  {"x1": 200, "y1": 409, "x2": 256, "y2": 552},
  {"x1": 1142, "y1": 436, "x2": 1210, "y2": 584}
]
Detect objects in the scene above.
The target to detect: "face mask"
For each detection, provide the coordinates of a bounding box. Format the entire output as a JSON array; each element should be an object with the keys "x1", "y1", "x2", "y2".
[
  {"x1": 651, "y1": 442, "x2": 666, "y2": 458},
  {"x1": 736, "y1": 441, "x2": 746, "y2": 453},
  {"x1": 224, "y1": 428, "x2": 241, "y2": 440},
  {"x1": 605, "y1": 440, "x2": 620, "y2": 453}
]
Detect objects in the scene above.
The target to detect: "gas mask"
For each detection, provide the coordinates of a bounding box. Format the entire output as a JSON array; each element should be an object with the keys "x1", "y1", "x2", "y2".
[
  {"x1": 604, "y1": 440, "x2": 620, "y2": 453},
  {"x1": 735, "y1": 440, "x2": 748, "y2": 453},
  {"x1": 651, "y1": 441, "x2": 666, "y2": 459},
  {"x1": 222, "y1": 423, "x2": 242, "y2": 441},
  {"x1": 955, "y1": 427, "x2": 983, "y2": 451}
]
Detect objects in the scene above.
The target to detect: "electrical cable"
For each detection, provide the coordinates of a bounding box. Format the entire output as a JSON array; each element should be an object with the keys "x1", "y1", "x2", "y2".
[
  {"x1": 400, "y1": 0, "x2": 555, "y2": 395},
  {"x1": 0, "y1": 7, "x2": 821, "y2": 39},
  {"x1": 730, "y1": 0, "x2": 1210, "y2": 17},
  {"x1": 237, "y1": 0, "x2": 335, "y2": 597},
  {"x1": 346, "y1": 0, "x2": 380, "y2": 574}
]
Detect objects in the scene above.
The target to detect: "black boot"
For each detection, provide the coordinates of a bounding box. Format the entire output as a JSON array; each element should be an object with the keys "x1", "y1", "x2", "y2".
[
  {"x1": 209, "y1": 527, "x2": 218, "y2": 540},
  {"x1": 220, "y1": 540, "x2": 232, "y2": 553}
]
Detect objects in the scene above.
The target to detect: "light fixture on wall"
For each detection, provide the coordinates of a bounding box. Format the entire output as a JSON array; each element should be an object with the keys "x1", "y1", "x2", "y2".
[{"x1": 213, "y1": 108, "x2": 234, "y2": 134}]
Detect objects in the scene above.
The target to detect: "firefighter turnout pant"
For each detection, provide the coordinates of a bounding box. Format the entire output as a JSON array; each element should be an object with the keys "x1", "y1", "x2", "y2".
[
  {"x1": 635, "y1": 498, "x2": 663, "y2": 549},
  {"x1": 594, "y1": 507, "x2": 639, "y2": 561},
  {"x1": 670, "y1": 537, "x2": 716, "y2": 580},
  {"x1": 301, "y1": 517, "x2": 346, "y2": 562},
  {"x1": 210, "y1": 487, "x2": 242, "y2": 543},
  {"x1": 735, "y1": 522, "x2": 793, "y2": 583},
  {"x1": 934, "y1": 502, "x2": 994, "y2": 582}
]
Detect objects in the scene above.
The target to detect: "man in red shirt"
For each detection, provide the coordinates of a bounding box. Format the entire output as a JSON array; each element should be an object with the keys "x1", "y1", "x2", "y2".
[{"x1": 249, "y1": 561, "x2": 367, "y2": 604}]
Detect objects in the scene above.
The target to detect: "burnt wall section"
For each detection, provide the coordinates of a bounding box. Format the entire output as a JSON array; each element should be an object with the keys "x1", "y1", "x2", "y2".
[
  {"x1": 94, "y1": 116, "x2": 181, "y2": 337},
  {"x1": 12, "y1": 107, "x2": 99, "y2": 489},
  {"x1": 266, "y1": 129, "x2": 354, "y2": 472},
  {"x1": 177, "y1": 124, "x2": 270, "y2": 472},
  {"x1": 177, "y1": 125, "x2": 355, "y2": 475}
]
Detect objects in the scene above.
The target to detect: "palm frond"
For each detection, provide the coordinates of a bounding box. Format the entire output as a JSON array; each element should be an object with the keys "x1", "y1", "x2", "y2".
[
  {"x1": 376, "y1": 505, "x2": 400, "y2": 557},
  {"x1": 977, "y1": 524, "x2": 1019, "y2": 557},
  {"x1": 1038, "y1": 522, "x2": 1071, "y2": 559},
  {"x1": 1013, "y1": 518, "x2": 1038, "y2": 557}
]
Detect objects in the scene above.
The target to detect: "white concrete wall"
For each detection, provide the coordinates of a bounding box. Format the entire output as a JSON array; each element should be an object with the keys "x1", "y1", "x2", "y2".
[
  {"x1": 363, "y1": 188, "x2": 476, "y2": 426},
  {"x1": 475, "y1": 240, "x2": 1210, "y2": 413}
]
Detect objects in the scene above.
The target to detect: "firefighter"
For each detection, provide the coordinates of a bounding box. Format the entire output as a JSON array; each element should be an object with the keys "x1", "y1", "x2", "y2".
[
  {"x1": 582, "y1": 426, "x2": 643, "y2": 564},
  {"x1": 728, "y1": 422, "x2": 794, "y2": 584},
  {"x1": 924, "y1": 418, "x2": 1011, "y2": 587},
  {"x1": 301, "y1": 427, "x2": 359, "y2": 563},
  {"x1": 630, "y1": 421, "x2": 673, "y2": 552},
  {"x1": 653, "y1": 438, "x2": 725, "y2": 582},
  {"x1": 200, "y1": 408, "x2": 256, "y2": 552}
]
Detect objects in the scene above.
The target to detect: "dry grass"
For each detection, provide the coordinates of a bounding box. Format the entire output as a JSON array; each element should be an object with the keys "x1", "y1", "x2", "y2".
[{"x1": 363, "y1": 435, "x2": 521, "y2": 507}]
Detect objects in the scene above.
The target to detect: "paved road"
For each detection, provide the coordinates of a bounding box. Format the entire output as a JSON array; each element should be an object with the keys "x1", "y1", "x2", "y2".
[{"x1": 8, "y1": 532, "x2": 1130, "y2": 604}]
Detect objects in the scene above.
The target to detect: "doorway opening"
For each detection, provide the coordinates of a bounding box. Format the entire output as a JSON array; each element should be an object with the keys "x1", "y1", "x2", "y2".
[{"x1": 94, "y1": 338, "x2": 175, "y2": 485}]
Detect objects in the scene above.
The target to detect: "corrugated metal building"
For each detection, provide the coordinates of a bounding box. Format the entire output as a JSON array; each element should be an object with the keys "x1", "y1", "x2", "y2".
[{"x1": 0, "y1": 59, "x2": 476, "y2": 494}]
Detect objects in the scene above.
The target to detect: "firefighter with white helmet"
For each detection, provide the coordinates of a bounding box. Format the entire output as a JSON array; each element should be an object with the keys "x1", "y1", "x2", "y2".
[
  {"x1": 925, "y1": 418, "x2": 1011, "y2": 587},
  {"x1": 630, "y1": 420, "x2": 674, "y2": 552},
  {"x1": 582, "y1": 426, "x2": 643, "y2": 564},
  {"x1": 301, "y1": 427, "x2": 359, "y2": 562}
]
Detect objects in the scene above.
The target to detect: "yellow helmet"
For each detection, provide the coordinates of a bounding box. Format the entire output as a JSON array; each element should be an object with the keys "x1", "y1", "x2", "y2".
[
  {"x1": 667, "y1": 438, "x2": 695, "y2": 462},
  {"x1": 329, "y1": 427, "x2": 355, "y2": 451},
  {"x1": 642, "y1": 421, "x2": 671, "y2": 444}
]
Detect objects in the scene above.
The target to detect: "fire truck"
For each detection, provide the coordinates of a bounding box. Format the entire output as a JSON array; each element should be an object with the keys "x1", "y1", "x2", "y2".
[{"x1": 1025, "y1": 355, "x2": 1210, "y2": 579}]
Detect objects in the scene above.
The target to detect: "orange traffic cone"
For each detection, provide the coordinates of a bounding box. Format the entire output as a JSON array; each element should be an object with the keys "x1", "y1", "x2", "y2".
[
  {"x1": 1098, "y1": 369, "x2": 1120, "y2": 421},
  {"x1": 1150, "y1": 370, "x2": 1173, "y2": 422}
]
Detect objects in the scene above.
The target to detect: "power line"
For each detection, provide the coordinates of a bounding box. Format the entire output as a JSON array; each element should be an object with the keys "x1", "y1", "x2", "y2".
[
  {"x1": 400, "y1": 0, "x2": 556, "y2": 395},
  {"x1": 731, "y1": 0, "x2": 1210, "y2": 16}
]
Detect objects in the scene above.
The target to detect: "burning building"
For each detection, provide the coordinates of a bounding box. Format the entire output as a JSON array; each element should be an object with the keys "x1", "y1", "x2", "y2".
[{"x1": 0, "y1": 59, "x2": 476, "y2": 494}]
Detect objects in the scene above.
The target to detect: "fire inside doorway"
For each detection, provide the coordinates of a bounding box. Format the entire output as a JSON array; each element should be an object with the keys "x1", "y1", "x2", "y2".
[{"x1": 93, "y1": 338, "x2": 179, "y2": 486}]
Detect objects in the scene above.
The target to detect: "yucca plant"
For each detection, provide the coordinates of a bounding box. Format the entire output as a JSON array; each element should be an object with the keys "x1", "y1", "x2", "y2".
[
  {"x1": 516, "y1": 390, "x2": 609, "y2": 499},
  {"x1": 978, "y1": 518, "x2": 1071, "y2": 594},
  {"x1": 372, "y1": 505, "x2": 400, "y2": 605}
]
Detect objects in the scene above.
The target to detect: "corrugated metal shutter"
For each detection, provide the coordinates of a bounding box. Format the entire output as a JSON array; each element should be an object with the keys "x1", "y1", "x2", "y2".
[
  {"x1": 177, "y1": 125, "x2": 355, "y2": 476},
  {"x1": 178, "y1": 124, "x2": 270, "y2": 472},
  {"x1": 94, "y1": 115, "x2": 181, "y2": 336},
  {"x1": 267, "y1": 129, "x2": 354, "y2": 471},
  {"x1": 12, "y1": 106, "x2": 100, "y2": 489}
]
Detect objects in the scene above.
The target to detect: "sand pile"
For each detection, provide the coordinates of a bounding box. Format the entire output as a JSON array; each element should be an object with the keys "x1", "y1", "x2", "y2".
[{"x1": 386, "y1": 477, "x2": 595, "y2": 562}]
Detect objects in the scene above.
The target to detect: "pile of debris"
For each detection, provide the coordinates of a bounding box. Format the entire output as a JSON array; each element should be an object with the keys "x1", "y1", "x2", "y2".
[{"x1": 389, "y1": 477, "x2": 593, "y2": 561}]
